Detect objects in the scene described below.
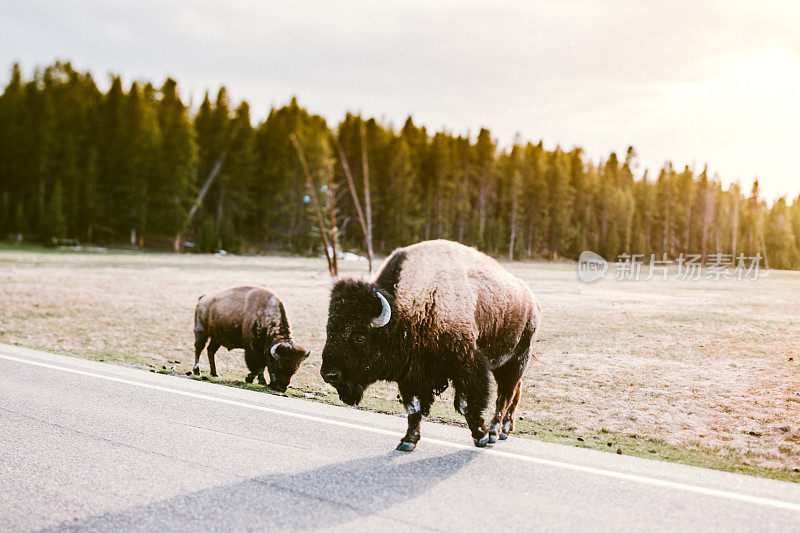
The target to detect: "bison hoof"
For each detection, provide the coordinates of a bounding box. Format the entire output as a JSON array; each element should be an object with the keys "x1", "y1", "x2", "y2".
[
  {"x1": 396, "y1": 441, "x2": 417, "y2": 452},
  {"x1": 211, "y1": 372, "x2": 218, "y2": 378},
  {"x1": 498, "y1": 432, "x2": 509, "y2": 440},
  {"x1": 487, "y1": 422, "x2": 500, "y2": 443},
  {"x1": 473, "y1": 434, "x2": 490, "y2": 448},
  {"x1": 245, "y1": 374, "x2": 255, "y2": 384},
  {"x1": 397, "y1": 440, "x2": 417, "y2": 452},
  {"x1": 192, "y1": 366, "x2": 200, "y2": 375}
]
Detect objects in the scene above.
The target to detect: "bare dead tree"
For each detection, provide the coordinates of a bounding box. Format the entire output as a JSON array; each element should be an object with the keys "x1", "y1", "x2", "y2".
[
  {"x1": 360, "y1": 124, "x2": 375, "y2": 273},
  {"x1": 176, "y1": 121, "x2": 242, "y2": 252},
  {"x1": 760, "y1": 226, "x2": 769, "y2": 270},
  {"x1": 731, "y1": 194, "x2": 739, "y2": 258},
  {"x1": 508, "y1": 143, "x2": 522, "y2": 261},
  {"x1": 334, "y1": 137, "x2": 373, "y2": 273},
  {"x1": 289, "y1": 133, "x2": 337, "y2": 277},
  {"x1": 508, "y1": 168, "x2": 519, "y2": 261},
  {"x1": 326, "y1": 166, "x2": 339, "y2": 277},
  {"x1": 700, "y1": 188, "x2": 716, "y2": 263}
]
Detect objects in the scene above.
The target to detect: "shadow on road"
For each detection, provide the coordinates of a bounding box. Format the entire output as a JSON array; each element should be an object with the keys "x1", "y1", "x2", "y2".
[{"x1": 47, "y1": 449, "x2": 478, "y2": 531}]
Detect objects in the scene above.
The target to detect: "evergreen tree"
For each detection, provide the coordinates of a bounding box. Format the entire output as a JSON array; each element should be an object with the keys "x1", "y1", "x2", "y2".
[
  {"x1": 520, "y1": 141, "x2": 549, "y2": 257},
  {"x1": 1, "y1": 60, "x2": 799, "y2": 269},
  {"x1": 155, "y1": 78, "x2": 197, "y2": 246},
  {"x1": 791, "y1": 195, "x2": 800, "y2": 256},
  {"x1": 472, "y1": 128, "x2": 496, "y2": 247},
  {"x1": 764, "y1": 198, "x2": 800, "y2": 269},
  {"x1": 43, "y1": 178, "x2": 67, "y2": 240},
  {"x1": 546, "y1": 148, "x2": 575, "y2": 257},
  {"x1": 252, "y1": 97, "x2": 332, "y2": 252},
  {"x1": 0, "y1": 64, "x2": 25, "y2": 233}
]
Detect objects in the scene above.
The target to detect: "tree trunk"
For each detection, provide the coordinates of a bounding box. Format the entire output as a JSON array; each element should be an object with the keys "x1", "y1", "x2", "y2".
[
  {"x1": 335, "y1": 137, "x2": 372, "y2": 272},
  {"x1": 731, "y1": 196, "x2": 739, "y2": 257},
  {"x1": 508, "y1": 169, "x2": 519, "y2": 261},
  {"x1": 457, "y1": 166, "x2": 468, "y2": 243},
  {"x1": 217, "y1": 187, "x2": 224, "y2": 251},
  {"x1": 684, "y1": 210, "x2": 692, "y2": 254},
  {"x1": 526, "y1": 218, "x2": 534, "y2": 258},
  {"x1": 290, "y1": 133, "x2": 335, "y2": 278},
  {"x1": 478, "y1": 182, "x2": 488, "y2": 244},
  {"x1": 508, "y1": 217, "x2": 517, "y2": 261},
  {"x1": 360, "y1": 126, "x2": 374, "y2": 272},
  {"x1": 701, "y1": 219, "x2": 708, "y2": 263},
  {"x1": 326, "y1": 177, "x2": 339, "y2": 277}
]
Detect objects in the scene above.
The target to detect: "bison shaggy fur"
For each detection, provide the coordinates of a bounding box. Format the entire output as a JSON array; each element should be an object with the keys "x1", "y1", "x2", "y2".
[{"x1": 320, "y1": 240, "x2": 541, "y2": 451}]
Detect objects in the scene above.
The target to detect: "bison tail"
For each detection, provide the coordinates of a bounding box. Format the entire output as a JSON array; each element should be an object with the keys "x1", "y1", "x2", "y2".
[{"x1": 525, "y1": 307, "x2": 542, "y2": 363}]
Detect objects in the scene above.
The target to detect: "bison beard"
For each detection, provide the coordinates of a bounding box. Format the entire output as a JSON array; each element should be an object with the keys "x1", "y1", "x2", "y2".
[{"x1": 320, "y1": 240, "x2": 540, "y2": 452}]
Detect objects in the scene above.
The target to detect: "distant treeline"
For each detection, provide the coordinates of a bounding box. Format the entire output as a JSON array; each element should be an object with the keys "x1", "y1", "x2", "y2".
[{"x1": 1, "y1": 61, "x2": 799, "y2": 269}]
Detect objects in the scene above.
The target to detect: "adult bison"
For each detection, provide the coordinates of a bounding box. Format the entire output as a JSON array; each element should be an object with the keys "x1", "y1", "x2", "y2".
[
  {"x1": 194, "y1": 286, "x2": 309, "y2": 392},
  {"x1": 320, "y1": 240, "x2": 541, "y2": 451}
]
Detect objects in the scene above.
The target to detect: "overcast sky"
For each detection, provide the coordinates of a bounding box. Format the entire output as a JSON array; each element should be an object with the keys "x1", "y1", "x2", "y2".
[{"x1": 2, "y1": 0, "x2": 799, "y2": 201}]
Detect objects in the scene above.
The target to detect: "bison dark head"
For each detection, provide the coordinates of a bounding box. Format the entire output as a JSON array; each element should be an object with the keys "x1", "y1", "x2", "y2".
[
  {"x1": 267, "y1": 341, "x2": 310, "y2": 392},
  {"x1": 320, "y1": 279, "x2": 393, "y2": 406}
]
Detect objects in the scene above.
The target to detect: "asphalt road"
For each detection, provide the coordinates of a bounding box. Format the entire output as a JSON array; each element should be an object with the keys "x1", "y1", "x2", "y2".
[{"x1": 2, "y1": 344, "x2": 800, "y2": 532}]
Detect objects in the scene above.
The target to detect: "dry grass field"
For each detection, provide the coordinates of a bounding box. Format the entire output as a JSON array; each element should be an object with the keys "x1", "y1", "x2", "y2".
[{"x1": 1, "y1": 245, "x2": 799, "y2": 478}]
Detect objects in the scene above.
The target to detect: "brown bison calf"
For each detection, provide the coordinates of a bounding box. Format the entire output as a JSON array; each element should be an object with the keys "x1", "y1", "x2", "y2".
[{"x1": 194, "y1": 286, "x2": 309, "y2": 392}]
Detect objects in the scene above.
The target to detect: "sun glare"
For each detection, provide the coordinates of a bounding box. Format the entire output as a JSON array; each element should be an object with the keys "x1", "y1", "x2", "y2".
[{"x1": 665, "y1": 47, "x2": 800, "y2": 198}]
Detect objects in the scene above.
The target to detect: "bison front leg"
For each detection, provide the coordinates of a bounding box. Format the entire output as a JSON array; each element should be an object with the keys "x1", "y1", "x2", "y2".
[
  {"x1": 244, "y1": 372, "x2": 266, "y2": 385},
  {"x1": 243, "y1": 347, "x2": 266, "y2": 386},
  {"x1": 206, "y1": 342, "x2": 220, "y2": 377},
  {"x1": 397, "y1": 411, "x2": 422, "y2": 452},
  {"x1": 396, "y1": 384, "x2": 433, "y2": 452}
]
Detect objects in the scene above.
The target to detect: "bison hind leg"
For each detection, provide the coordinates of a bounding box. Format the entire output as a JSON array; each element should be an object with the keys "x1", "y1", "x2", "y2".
[
  {"x1": 501, "y1": 384, "x2": 522, "y2": 438},
  {"x1": 193, "y1": 331, "x2": 208, "y2": 375},
  {"x1": 454, "y1": 360, "x2": 491, "y2": 447},
  {"x1": 489, "y1": 331, "x2": 533, "y2": 442}
]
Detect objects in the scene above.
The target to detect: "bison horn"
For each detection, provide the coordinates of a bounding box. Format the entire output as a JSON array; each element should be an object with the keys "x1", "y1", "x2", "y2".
[
  {"x1": 371, "y1": 292, "x2": 391, "y2": 328},
  {"x1": 269, "y1": 342, "x2": 283, "y2": 359}
]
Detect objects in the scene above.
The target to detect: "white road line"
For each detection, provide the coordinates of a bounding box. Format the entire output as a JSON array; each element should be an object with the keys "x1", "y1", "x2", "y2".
[{"x1": 2, "y1": 351, "x2": 800, "y2": 513}]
